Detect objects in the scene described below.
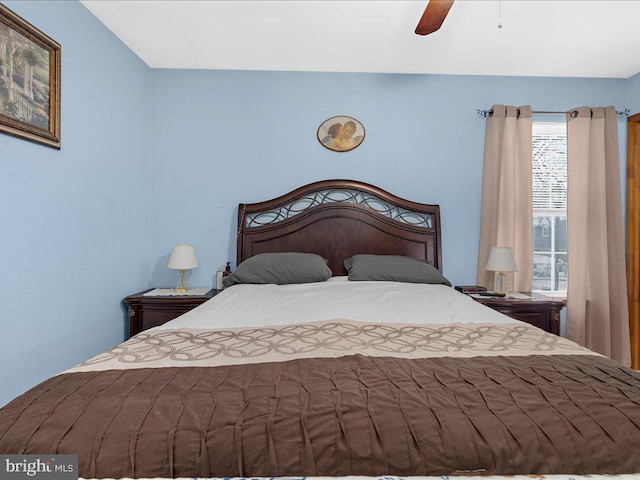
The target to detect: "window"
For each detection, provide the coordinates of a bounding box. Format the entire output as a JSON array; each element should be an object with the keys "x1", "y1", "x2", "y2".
[{"x1": 532, "y1": 123, "x2": 567, "y2": 294}]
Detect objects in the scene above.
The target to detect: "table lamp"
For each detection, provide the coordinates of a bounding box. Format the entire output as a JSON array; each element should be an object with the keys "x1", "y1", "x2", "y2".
[
  {"x1": 167, "y1": 244, "x2": 199, "y2": 292},
  {"x1": 485, "y1": 246, "x2": 517, "y2": 294}
]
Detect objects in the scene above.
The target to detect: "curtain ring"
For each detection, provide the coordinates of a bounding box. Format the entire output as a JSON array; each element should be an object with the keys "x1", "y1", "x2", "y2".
[{"x1": 569, "y1": 109, "x2": 594, "y2": 118}]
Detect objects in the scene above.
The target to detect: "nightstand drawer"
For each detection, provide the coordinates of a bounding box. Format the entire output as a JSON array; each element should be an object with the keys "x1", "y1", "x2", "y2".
[
  {"x1": 503, "y1": 311, "x2": 553, "y2": 332},
  {"x1": 139, "y1": 307, "x2": 194, "y2": 331}
]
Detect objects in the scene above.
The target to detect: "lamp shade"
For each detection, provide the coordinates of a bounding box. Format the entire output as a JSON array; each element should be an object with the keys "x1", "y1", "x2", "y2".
[
  {"x1": 485, "y1": 246, "x2": 517, "y2": 272},
  {"x1": 167, "y1": 244, "x2": 199, "y2": 270}
]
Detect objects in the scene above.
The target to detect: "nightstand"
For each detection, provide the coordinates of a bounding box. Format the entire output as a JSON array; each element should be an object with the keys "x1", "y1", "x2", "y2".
[
  {"x1": 124, "y1": 288, "x2": 218, "y2": 338},
  {"x1": 470, "y1": 292, "x2": 565, "y2": 335}
]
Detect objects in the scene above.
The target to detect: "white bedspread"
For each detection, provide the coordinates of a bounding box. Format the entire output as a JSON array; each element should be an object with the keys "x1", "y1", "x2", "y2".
[
  {"x1": 66, "y1": 279, "x2": 583, "y2": 374},
  {"x1": 159, "y1": 277, "x2": 518, "y2": 330}
]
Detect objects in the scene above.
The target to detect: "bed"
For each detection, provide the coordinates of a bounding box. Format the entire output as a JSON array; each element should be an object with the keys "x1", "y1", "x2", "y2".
[{"x1": 1, "y1": 179, "x2": 640, "y2": 480}]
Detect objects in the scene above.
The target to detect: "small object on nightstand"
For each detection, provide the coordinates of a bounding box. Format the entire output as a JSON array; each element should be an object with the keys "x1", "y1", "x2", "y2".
[
  {"x1": 476, "y1": 291, "x2": 506, "y2": 297},
  {"x1": 216, "y1": 265, "x2": 225, "y2": 290},
  {"x1": 455, "y1": 285, "x2": 488, "y2": 294},
  {"x1": 223, "y1": 261, "x2": 232, "y2": 277}
]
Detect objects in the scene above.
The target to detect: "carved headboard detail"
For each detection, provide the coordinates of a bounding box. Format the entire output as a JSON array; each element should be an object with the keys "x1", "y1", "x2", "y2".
[{"x1": 236, "y1": 179, "x2": 442, "y2": 276}]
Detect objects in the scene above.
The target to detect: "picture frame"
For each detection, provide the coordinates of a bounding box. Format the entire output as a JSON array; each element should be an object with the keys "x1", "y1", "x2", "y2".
[
  {"x1": 0, "y1": 4, "x2": 61, "y2": 149},
  {"x1": 317, "y1": 115, "x2": 365, "y2": 152}
]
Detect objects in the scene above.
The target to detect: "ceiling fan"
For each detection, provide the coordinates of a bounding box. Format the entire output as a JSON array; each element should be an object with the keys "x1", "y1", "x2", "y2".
[{"x1": 415, "y1": 0, "x2": 455, "y2": 36}]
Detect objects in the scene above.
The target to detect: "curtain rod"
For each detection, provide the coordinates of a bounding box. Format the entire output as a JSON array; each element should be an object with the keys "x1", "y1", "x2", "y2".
[{"x1": 476, "y1": 108, "x2": 631, "y2": 119}]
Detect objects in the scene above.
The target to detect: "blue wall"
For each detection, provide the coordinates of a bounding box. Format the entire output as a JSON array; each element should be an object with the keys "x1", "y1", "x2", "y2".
[
  {"x1": 148, "y1": 70, "x2": 628, "y2": 289},
  {"x1": 0, "y1": 1, "x2": 150, "y2": 406},
  {"x1": 0, "y1": 0, "x2": 635, "y2": 407},
  {"x1": 628, "y1": 72, "x2": 640, "y2": 114}
]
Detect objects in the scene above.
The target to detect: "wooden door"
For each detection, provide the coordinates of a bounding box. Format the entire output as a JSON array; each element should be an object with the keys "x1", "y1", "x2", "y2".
[{"x1": 627, "y1": 113, "x2": 640, "y2": 369}]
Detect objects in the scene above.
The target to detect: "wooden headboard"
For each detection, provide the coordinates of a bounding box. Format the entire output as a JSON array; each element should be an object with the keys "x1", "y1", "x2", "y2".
[{"x1": 236, "y1": 179, "x2": 442, "y2": 276}]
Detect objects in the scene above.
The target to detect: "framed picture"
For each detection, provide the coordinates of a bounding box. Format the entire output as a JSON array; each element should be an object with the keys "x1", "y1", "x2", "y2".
[
  {"x1": 317, "y1": 115, "x2": 365, "y2": 152},
  {"x1": 0, "y1": 4, "x2": 60, "y2": 149}
]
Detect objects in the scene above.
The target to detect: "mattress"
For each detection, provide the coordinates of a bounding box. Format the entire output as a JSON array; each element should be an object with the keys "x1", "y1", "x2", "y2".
[{"x1": 1, "y1": 279, "x2": 639, "y2": 480}]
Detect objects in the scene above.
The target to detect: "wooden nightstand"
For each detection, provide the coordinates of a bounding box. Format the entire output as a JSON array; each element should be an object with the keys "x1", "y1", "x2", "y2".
[
  {"x1": 470, "y1": 292, "x2": 565, "y2": 335},
  {"x1": 124, "y1": 289, "x2": 218, "y2": 338}
]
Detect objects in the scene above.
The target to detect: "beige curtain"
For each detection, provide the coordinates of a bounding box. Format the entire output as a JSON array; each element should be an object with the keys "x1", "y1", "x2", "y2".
[
  {"x1": 477, "y1": 105, "x2": 533, "y2": 292},
  {"x1": 566, "y1": 106, "x2": 631, "y2": 366}
]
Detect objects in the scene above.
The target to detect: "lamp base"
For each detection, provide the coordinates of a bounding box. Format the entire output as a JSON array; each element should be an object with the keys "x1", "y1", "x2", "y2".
[
  {"x1": 495, "y1": 271, "x2": 506, "y2": 294},
  {"x1": 175, "y1": 269, "x2": 189, "y2": 293}
]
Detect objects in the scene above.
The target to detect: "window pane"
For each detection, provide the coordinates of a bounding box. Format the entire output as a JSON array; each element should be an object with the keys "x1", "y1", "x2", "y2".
[
  {"x1": 532, "y1": 124, "x2": 567, "y2": 210},
  {"x1": 533, "y1": 253, "x2": 551, "y2": 291},
  {"x1": 555, "y1": 253, "x2": 567, "y2": 291},
  {"x1": 555, "y1": 216, "x2": 567, "y2": 252},
  {"x1": 533, "y1": 216, "x2": 552, "y2": 251}
]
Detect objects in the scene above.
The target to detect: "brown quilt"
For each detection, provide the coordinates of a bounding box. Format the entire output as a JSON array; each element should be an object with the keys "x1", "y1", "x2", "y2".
[{"x1": 1, "y1": 320, "x2": 639, "y2": 478}]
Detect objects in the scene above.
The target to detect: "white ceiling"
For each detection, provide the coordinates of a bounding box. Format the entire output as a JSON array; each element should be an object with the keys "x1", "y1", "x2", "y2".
[{"x1": 80, "y1": 0, "x2": 640, "y2": 78}]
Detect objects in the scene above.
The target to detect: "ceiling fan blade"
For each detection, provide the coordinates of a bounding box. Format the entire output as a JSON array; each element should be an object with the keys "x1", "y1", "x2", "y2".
[{"x1": 415, "y1": 0, "x2": 455, "y2": 35}]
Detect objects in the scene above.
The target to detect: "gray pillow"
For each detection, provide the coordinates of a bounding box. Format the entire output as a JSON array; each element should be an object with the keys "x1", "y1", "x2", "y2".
[
  {"x1": 344, "y1": 254, "x2": 451, "y2": 286},
  {"x1": 222, "y1": 252, "x2": 332, "y2": 287}
]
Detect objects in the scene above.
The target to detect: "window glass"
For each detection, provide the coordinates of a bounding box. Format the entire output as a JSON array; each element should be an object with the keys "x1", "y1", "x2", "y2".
[
  {"x1": 532, "y1": 123, "x2": 567, "y2": 295},
  {"x1": 555, "y1": 253, "x2": 567, "y2": 291},
  {"x1": 533, "y1": 216, "x2": 552, "y2": 251},
  {"x1": 533, "y1": 253, "x2": 552, "y2": 291},
  {"x1": 554, "y1": 216, "x2": 567, "y2": 252}
]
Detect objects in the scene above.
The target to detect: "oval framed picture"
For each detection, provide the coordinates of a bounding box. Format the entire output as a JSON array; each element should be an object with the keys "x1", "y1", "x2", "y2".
[{"x1": 317, "y1": 115, "x2": 365, "y2": 152}]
